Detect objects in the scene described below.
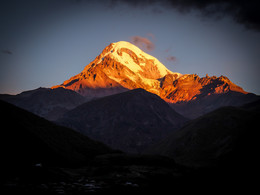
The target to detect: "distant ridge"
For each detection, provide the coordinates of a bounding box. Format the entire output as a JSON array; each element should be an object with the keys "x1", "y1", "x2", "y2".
[{"x1": 0, "y1": 87, "x2": 87, "y2": 121}]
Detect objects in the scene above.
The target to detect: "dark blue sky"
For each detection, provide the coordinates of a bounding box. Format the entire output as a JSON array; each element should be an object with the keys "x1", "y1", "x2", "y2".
[{"x1": 1, "y1": 0, "x2": 260, "y2": 94}]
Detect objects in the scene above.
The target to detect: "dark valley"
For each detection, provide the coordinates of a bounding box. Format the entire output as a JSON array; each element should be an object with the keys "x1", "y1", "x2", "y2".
[{"x1": 1, "y1": 41, "x2": 259, "y2": 194}]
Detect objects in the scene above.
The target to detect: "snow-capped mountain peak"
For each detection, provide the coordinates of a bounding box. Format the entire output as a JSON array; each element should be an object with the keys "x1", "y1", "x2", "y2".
[
  {"x1": 52, "y1": 41, "x2": 247, "y2": 102},
  {"x1": 89, "y1": 41, "x2": 181, "y2": 79},
  {"x1": 110, "y1": 41, "x2": 174, "y2": 76},
  {"x1": 52, "y1": 41, "x2": 182, "y2": 97}
]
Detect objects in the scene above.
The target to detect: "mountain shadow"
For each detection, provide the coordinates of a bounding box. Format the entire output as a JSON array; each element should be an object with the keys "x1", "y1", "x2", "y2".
[
  {"x1": 57, "y1": 88, "x2": 188, "y2": 153},
  {"x1": 0, "y1": 99, "x2": 114, "y2": 173},
  {"x1": 170, "y1": 90, "x2": 259, "y2": 119},
  {"x1": 146, "y1": 100, "x2": 260, "y2": 193},
  {"x1": 149, "y1": 102, "x2": 260, "y2": 167}
]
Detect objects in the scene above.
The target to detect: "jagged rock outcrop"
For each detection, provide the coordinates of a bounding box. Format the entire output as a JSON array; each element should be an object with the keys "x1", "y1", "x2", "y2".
[{"x1": 160, "y1": 74, "x2": 247, "y2": 103}]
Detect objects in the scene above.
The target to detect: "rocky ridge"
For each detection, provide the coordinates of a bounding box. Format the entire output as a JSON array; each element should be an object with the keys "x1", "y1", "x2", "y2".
[
  {"x1": 51, "y1": 41, "x2": 181, "y2": 97},
  {"x1": 52, "y1": 41, "x2": 248, "y2": 106}
]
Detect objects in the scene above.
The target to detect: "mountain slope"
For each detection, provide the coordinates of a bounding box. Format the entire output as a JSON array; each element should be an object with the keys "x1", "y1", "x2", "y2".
[
  {"x1": 0, "y1": 87, "x2": 87, "y2": 121},
  {"x1": 149, "y1": 102, "x2": 260, "y2": 167},
  {"x1": 57, "y1": 88, "x2": 188, "y2": 153},
  {"x1": 52, "y1": 41, "x2": 181, "y2": 97},
  {"x1": 170, "y1": 90, "x2": 259, "y2": 119},
  {"x1": 163, "y1": 73, "x2": 259, "y2": 118},
  {"x1": 0, "y1": 100, "x2": 114, "y2": 168},
  {"x1": 51, "y1": 41, "x2": 257, "y2": 118},
  {"x1": 160, "y1": 74, "x2": 247, "y2": 103}
]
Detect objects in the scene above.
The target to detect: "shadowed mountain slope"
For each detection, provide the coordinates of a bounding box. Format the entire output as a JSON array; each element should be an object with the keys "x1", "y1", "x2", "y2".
[
  {"x1": 170, "y1": 90, "x2": 259, "y2": 119},
  {"x1": 0, "y1": 100, "x2": 114, "y2": 169},
  {"x1": 149, "y1": 101, "x2": 260, "y2": 168},
  {"x1": 0, "y1": 87, "x2": 87, "y2": 121},
  {"x1": 57, "y1": 88, "x2": 188, "y2": 153}
]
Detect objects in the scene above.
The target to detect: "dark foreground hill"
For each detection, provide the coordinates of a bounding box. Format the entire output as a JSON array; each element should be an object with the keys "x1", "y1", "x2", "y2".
[
  {"x1": 0, "y1": 99, "x2": 184, "y2": 194},
  {"x1": 0, "y1": 99, "x2": 114, "y2": 169},
  {"x1": 2, "y1": 98, "x2": 259, "y2": 194},
  {"x1": 149, "y1": 104, "x2": 260, "y2": 167},
  {"x1": 57, "y1": 88, "x2": 188, "y2": 153},
  {"x1": 144, "y1": 100, "x2": 260, "y2": 193}
]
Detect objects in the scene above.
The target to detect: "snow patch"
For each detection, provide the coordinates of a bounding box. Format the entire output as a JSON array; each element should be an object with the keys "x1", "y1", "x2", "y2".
[
  {"x1": 97, "y1": 41, "x2": 180, "y2": 78},
  {"x1": 91, "y1": 41, "x2": 182, "y2": 80},
  {"x1": 107, "y1": 76, "x2": 122, "y2": 84},
  {"x1": 111, "y1": 51, "x2": 143, "y2": 72},
  {"x1": 141, "y1": 76, "x2": 160, "y2": 88},
  {"x1": 112, "y1": 41, "x2": 172, "y2": 76}
]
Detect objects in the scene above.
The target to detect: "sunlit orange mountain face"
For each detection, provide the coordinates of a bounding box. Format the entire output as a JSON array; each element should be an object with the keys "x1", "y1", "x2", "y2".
[
  {"x1": 52, "y1": 41, "x2": 254, "y2": 118},
  {"x1": 52, "y1": 41, "x2": 247, "y2": 100},
  {"x1": 52, "y1": 41, "x2": 178, "y2": 97}
]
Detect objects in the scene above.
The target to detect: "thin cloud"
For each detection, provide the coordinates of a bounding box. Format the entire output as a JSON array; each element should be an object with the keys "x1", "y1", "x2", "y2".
[
  {"x1": 165, "y1": 46, "x2": 172, "y2": 53},
  {"x1": 146, "y1": 33, "x2": 155, "y2": 40},
  {"x1": 1, "y1": 49, "x2": 13, "y2": 55},
  {"x1": 130, "y1": 36, "x2": 155, "y2": 51},
  {"x1": 166, "y1": 56, "x2": 177, "y2": 62}
]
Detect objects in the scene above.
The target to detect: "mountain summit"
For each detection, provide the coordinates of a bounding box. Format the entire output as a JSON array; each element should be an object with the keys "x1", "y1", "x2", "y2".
[
  {"x1": 52, "y1": 41, "x2": 181, "y2": 97},
  {"x1": 51, "y1": 41, "x2": 257, "y2": 118}
]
